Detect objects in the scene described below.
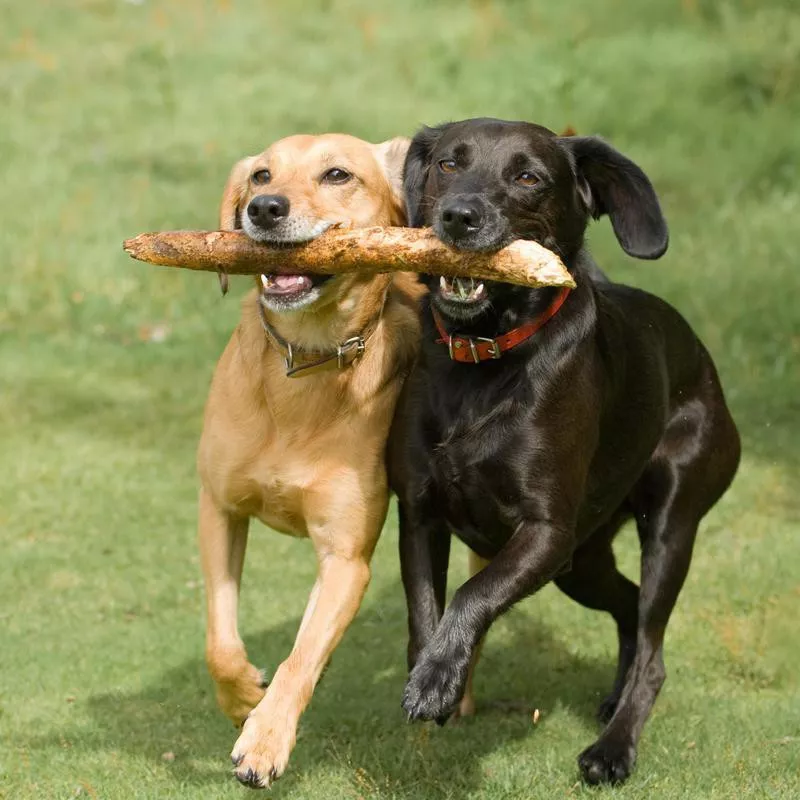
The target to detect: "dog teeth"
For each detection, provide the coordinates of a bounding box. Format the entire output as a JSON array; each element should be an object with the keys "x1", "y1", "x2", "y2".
[
  {"x1": 260, "y1": 274, "x2": 270, "y2": 289},
  {"x1": 440, "y1": 275, "x2": 485, "y2": 301},
  {"x1": 296, "y1": 276, "x2": 305, "y2": 285},
  {"x1": 439, "y1": 275, "x2": 486, "y2": 302},
  {"x1": 454, "y1": 277, "x2": 475, "y2": 299}
]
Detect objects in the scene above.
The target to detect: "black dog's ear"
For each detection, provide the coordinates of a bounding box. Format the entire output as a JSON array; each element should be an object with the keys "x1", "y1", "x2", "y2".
[
  {"x1": 403, "y1": 124, "x2": 452, "y2": 227},
  {"x1": 557, "y1": 136, "x2": 668, "y2": 260}
]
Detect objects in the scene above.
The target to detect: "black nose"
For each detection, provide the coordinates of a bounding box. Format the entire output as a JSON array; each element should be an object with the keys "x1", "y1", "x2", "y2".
[
  {"x1": 441, "y1": 201, "x2": 483, "y2": 239},
  {"x1": 247, "y1": 194, "x2": 290, "y2": 229}
]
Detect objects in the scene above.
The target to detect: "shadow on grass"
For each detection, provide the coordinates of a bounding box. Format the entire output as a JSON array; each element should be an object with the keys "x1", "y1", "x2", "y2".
[{"x1": 24, "y1": 583, "x2": 615, "y2": 797}]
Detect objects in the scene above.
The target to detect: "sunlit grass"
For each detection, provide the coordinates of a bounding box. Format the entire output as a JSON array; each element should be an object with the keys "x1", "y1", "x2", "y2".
[{"x1": 1, "y1": 1, "x2": 798, "y2": 798}]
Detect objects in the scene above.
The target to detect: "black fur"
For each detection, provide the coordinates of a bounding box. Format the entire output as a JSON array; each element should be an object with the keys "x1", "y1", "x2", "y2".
[{"x1": 389, "y1": 118, "x2": 740, "y2": 785}]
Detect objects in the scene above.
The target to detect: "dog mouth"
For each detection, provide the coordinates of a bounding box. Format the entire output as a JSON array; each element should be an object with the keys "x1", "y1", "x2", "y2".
[
  {"x1": 245, "y1": 216, "x2": 337, "y2": 309},
  {"x1": 438, "y1": 276, "x2": 487, "y2": 304},
  {"x1": 260, "y1": 273, "x2": 332, "y2": 303}
]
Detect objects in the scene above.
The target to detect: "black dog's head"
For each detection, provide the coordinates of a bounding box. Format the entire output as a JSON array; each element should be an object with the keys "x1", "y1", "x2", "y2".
[{"x1": 403, "y1": 118, "x2": 668, "y2": 323}]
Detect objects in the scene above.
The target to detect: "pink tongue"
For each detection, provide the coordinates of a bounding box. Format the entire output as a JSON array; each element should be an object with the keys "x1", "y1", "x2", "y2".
[
  {"x1": 275, "y1": 275, "x2": 300, "y2": 289},
  {"x1": 271, "y1": 275, "x2": 312, "y2": 292}
]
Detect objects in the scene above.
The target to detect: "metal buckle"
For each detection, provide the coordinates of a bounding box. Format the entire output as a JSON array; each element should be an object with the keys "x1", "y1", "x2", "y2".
[
  {"x1": 475, "y1": 336, "x2": 502, "y2": 360},
  {"x1": 336, "y1": 336, "x2": 366, "y2": 368},
  {"x1": 446, "y1": 334, "x2": 501, "y2": 363}
]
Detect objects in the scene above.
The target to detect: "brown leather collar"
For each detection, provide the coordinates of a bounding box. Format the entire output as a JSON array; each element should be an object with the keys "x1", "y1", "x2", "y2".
[
  {"x1": 432, "y1": 287, "x2": 571, "y2": 363},
  {"x1": 257, "y1": 300, "x2": 377, "y2": 378}
]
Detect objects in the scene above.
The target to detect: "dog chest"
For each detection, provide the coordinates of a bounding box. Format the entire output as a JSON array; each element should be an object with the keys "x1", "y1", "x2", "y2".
[
  {"x1": 232, "y1": 465, "x2": 310, "y2": 538},
  {"x1": 428, "y1": 435, "x2": 521, "y2": 554}
]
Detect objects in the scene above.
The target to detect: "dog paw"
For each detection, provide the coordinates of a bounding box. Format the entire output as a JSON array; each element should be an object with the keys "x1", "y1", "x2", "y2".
[
  {"x1": 578, "y1": 737, "x2": 637, "y2": 785},
  {"x1": 230, "y1": 712, "x2": 294, "y2": 789},
  {"x1": 216, "y1": 666, "x2": 268, "y2": 727},
  {"x1": 402, "y1": 651, "x2": 469, "y2": 722}
]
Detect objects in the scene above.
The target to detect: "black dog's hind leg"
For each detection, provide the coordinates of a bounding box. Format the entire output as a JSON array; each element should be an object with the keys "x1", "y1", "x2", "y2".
[
  {"x1": 577, "y1": 495, "x2": 698, "y2": 784},
  {"x1": 398, "y1": 500, "x2": 451, "y2": 670},
  {"x1": 554, "y1": 512, "x2": 639, "y2": 723},
  {"x1": 577, "y1": 394, "x2": 738, "y2": 785}
]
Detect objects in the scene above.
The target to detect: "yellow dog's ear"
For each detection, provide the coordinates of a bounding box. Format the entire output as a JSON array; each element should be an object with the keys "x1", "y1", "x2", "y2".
[
  {"x1": 372, "y1": 136, "x2": 411, "y2": 225},
  {"x1": 219, "y1": 156, "x2": 256, "y2": 230}
]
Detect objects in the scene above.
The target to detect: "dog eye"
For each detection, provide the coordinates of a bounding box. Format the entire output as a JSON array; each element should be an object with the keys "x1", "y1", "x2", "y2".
[
  {"x1": 251, "y1": 169, "x2": 271, "y2": 185},
  {"x1": 322, "y1": 168, "x2": 352, "y2": 184},
  {"x1": 515, "y1": 171, "x2": 538, "y2": 186},
  {"x1": 438, "y1": 159, "x2": 457, "y2": 174}
]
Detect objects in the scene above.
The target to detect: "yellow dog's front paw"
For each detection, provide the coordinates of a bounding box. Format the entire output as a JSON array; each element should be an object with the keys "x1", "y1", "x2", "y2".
[{"x1": 230, "y1": 712, "x2": 295, "y2": 789}]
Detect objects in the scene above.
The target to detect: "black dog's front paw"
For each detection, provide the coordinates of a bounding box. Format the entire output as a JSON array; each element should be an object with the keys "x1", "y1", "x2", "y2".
[
  {"x1": 402, "y1": 649, "x2": 469, "y2": 723},
  {"x1": 578, "y1": 736, "x2": 637, "y2": 785}
]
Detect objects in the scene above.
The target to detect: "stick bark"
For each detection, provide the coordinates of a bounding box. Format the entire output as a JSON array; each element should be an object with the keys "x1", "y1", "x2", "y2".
[{"x1": 122, "y1": 227, "x2": 575, "y2": 289}]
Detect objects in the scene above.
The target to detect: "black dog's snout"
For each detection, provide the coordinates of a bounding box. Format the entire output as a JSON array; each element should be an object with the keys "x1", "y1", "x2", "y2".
[
  {"x1": 441, "y1": 200, "x2": 483, "y2": 239},
  {"x1": 247, "y1": 194, "x2": 290, "y2": 229}
]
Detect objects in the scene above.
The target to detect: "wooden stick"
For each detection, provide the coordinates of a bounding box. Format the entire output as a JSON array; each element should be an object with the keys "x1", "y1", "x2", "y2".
[{"x1": 122, "y1": 227, "x2": 575, "y2": 289}]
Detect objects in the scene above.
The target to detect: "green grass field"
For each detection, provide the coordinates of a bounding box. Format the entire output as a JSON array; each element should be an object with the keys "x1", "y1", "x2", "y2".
[{"x1": 1, "y1": 1, "x2": 798, "y2": 797}]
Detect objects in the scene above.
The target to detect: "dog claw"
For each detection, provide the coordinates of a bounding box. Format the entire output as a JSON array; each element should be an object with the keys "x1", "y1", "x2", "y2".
[
  {"x1": 402, "y1": 656, "x2": 467, "y2": 723},
  {"x1": 232, "y1": 761, "x2": 279, "y2": 789},
  {"x1": 235, "y1": 766, "x2": 264, "y2": 788},
  {"x1": 578, "y1": 739, "x2": 637, "y2": 785}
]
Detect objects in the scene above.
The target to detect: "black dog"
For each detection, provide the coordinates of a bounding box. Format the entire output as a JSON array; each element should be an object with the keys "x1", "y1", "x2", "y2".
[{"x1": 388, "y1": 118, "x2": 740, "y2": 784}]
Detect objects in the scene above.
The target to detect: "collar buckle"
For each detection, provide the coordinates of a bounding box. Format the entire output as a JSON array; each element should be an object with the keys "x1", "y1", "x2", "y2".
[
  {"x1": 336, "y1": 336, "x2": 366, "y2": 368},
  {"x1": 433, "y1": 287, "x2": 572, "y2": 365},
  {"x1": 259, "y1": 298, "x2": 371, "y2": 377},
  {"x1": 475, "y1": 336, "x2": 502, "y2": 360},
  {"x1": 446, "y1": 334, "x2": 501, "y2": 363},
  {"x1": 284, "y1": 341, "x2": 294, "y2": 371}
]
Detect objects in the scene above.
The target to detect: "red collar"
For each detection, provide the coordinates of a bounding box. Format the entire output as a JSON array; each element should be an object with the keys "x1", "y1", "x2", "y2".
[{"x1": 432, "y1": 287, "x2": 571, "y2": 363}]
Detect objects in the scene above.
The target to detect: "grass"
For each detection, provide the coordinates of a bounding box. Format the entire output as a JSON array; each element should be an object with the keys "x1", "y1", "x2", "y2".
[{"x1": 1, "y1": 0, "x2": 798, "y2": 797}]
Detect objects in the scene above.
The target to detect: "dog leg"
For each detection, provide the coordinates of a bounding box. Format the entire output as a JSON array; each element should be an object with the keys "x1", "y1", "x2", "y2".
[
  {"x1": 402, "y1": 520, "x2": 573, "y2": 722},
  {"x1": 577, "y1": 398, "x2": 738, "y2": 785},
  {"x1": 455, "y1": 549, "x2": 491, "y2": 718},
  {"x1": 554, "y1": 514, "x2": 639, "y2": 723},
  {"x1": 199, "y1": 488, "x2": 266, "y2": 725},
  {"x1": 230, "y1": 549, "x2": 372, "y2": 788},
  {"x1": 398, "y1": 500, "x2": 451, "y2": 670},
  {"x1": 577, "y1": 510, "x2": 696, "y2": 784}
]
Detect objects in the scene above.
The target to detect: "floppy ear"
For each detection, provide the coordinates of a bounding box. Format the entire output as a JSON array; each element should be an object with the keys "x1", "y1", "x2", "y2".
[
  {"x1": 219, "y1": 156, "x2": 256, "y2": 231},
  {"x1": 403, "y1": 124, "x2": 452, "y2": 227},
  {"x1": 557, "y1": 136, "x2": 668, "y2": 260},
  {"x1": 373, "y1": 136, "x2": 411, "y2": 225}
]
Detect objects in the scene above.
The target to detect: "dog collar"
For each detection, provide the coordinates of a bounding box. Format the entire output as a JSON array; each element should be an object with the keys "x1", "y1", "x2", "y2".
[
  {"x1": 257, "y1": 300, "x2": 377, "y2": 378},
  {"x1": 432, "y1": 286, "x2": 571, "y2": 363}
]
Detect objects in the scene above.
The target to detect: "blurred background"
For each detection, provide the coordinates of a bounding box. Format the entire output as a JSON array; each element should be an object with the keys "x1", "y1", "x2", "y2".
[{"x1": 1, "y1": 1, "x2": 798, "y2": 798}]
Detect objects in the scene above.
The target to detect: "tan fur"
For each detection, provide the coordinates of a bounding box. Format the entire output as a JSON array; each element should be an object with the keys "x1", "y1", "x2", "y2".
[
  {"x1": 198, "y1": 133, "x2": 423, "y2": 786},
  {"x1": 456, "y1": 549, "x2": 491, "y2": 718}
]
